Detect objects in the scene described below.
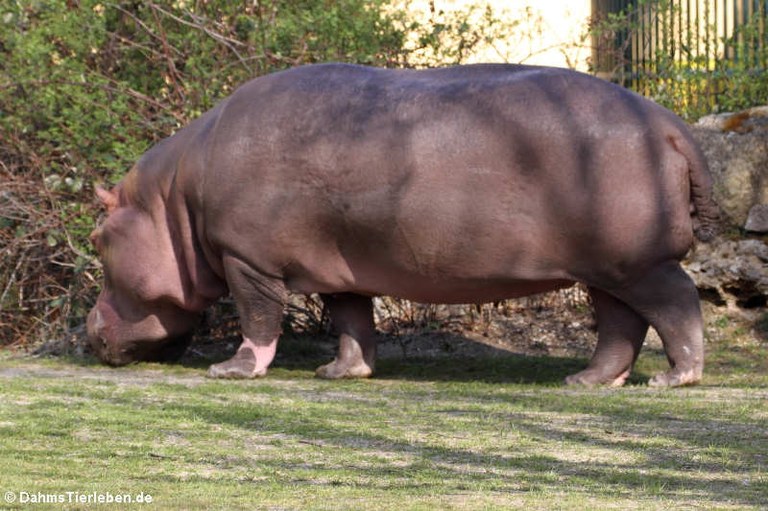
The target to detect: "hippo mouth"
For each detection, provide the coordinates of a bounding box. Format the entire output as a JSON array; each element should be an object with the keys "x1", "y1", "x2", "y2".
[
  {"x1": 89, "y1": 332, "x2": 194, "y2": 366},
  {"x1": 87, "y1": 307, "x2": 195, "y2": 366}
]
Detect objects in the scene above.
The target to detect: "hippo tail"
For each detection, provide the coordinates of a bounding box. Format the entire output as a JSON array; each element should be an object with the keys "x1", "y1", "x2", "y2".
[{"x1": 671, "y1": 133, "x2": 720, "y2": 242}]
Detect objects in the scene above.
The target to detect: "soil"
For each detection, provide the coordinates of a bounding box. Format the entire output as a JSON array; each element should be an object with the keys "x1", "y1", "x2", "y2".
[
  {"x1": 172, "y1": 289, "x2": 604, "y2": 367},
  {"x1": 27, "y1": 287, "x2": 763, "y2": 372}
]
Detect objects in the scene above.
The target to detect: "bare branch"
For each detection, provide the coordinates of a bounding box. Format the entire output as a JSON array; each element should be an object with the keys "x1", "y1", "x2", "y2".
[{"x1": 148, "y1": 3, "x2": 253, "y2": 73}]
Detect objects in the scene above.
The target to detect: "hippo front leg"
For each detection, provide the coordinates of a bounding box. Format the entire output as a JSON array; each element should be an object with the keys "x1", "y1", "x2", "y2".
[
  {"x1": 316, "y1": 293, "x2": 376, "y2": 379},
  {"x1": 207, "y1": 256, "x2": 287, "y2": 379},
  {"x1": 207, "y1": 336, "x2": 279, "y2": 379}
]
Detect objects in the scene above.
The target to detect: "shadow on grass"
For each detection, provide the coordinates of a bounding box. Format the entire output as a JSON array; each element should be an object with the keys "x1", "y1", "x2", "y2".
[
  {"x1": 25, "y1": 327, "x2": 657, "y2": 386},
  {"x1": 164, "y1": 378, "x2": 766, "y2": 509},
  {"x1": 278, "y1": 331, "x2": 652, "y2": 386},
  {"x1": 374, "y1": 354, "x2": 651, "y2": 386},
  {"x1": 176, "y1": 330, "x2": 652, "y2": 386},
  {"x1": 10, "y1": 331, "x2": 765, "y2": 507}
]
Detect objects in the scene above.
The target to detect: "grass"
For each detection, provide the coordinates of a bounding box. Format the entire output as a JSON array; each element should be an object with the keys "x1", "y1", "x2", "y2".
[{"x1": 0, "y1": 329, "x2": 766, "y2": 510}]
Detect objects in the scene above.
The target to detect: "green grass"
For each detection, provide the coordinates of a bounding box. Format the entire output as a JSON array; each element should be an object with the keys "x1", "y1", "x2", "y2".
[{"x1": 0, "y1": 336, "x2": 766, "y2": 510}]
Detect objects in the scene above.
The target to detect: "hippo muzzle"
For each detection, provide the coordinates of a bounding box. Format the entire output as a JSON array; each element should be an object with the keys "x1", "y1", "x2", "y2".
[{"x1": 86, "y1": 305, "x2": 195, "y2": 366}]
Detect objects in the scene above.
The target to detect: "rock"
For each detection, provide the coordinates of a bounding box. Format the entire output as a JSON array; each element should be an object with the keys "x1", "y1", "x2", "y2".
[
  {"x1": 684, "y1": 239, "x2": 768, "y2": 309},
  {"x1": 697, "y1": 106, "x2": 768, "y2": 133},
  {"x1": 745, "y1": 204, "x2": 768, "y2": 233},
  {"x1": 691, "y1": 106, "x2": 768, "y2": 227}
]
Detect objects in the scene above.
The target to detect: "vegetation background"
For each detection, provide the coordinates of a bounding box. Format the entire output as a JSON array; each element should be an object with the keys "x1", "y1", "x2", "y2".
[
  {"x1": 1, "y1": 3, "x2": 766, "y2": 509},
  {"x1": 0, "y1": 0, "x2": 514, "y2": 347},
  {"x1": 1, "y1": 0, "x2": 766, "y2": 350}
]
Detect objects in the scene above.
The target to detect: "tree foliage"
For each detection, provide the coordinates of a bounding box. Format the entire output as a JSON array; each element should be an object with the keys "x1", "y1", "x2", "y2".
[{"x1": 0, "y1": 0, "x2": 509, "y2": 346}]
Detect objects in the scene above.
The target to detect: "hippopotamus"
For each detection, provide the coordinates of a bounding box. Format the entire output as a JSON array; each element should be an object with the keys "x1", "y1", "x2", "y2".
[{"x1": 87, "y1": 63, "x2": 719, "y2": 387}]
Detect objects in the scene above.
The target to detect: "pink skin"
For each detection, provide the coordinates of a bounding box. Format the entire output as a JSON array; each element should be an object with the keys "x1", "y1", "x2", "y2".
[
  {"x1": 88, "y1": 183, "x2": 225, "y2": 368},
  {"x1": 206, "y1": 336, "x2": 278, "y2": 379},
  {"x1": 566, "y1": 369, "x2": 631, "y2": 387}
]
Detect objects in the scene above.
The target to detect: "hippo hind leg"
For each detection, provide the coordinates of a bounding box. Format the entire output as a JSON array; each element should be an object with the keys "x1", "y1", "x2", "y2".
[
  {"x1": 565, "y1": 287, "x2": 648, "y2": 387},
  {"x1": 605, "y1": 261, "x2": 704, "y2": 387},
  {"x1": 316, "y1": 293, "x2": 376, "y2": 379}
]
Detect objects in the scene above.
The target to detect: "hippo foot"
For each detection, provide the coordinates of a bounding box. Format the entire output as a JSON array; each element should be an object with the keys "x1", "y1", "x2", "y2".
[
  {"x1": 564, "y1": 368, "x2": 630, "y2": 387},
  {"x1": 648, "y1": 367, "x2": 701, "y2": 387},
  {"x1": 315, "y1": 358, "x2": 374, "y2": 379},
  {"x1": 206, "y1": 349, "x2": 266, "y2": 379}
]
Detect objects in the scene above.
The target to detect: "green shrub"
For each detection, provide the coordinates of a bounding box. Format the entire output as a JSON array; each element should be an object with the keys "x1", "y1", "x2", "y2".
[{"x1": 0, "y1": 0, "x2": 509, "y2": 347}]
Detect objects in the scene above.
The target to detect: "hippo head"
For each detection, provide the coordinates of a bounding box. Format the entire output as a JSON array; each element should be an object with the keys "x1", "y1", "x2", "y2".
[{"x1": 86, "y1": 181, "x2": 201, "y2": 365}]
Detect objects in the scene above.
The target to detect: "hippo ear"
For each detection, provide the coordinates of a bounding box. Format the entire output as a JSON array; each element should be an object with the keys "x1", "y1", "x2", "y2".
[{"x1": 95, "y1": 185, "x2": 119, "y2": 213}]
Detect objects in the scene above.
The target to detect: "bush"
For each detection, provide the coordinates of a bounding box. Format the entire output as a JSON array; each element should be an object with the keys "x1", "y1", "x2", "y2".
[{"x1": 0, "y1": 0, "x2": 511, "y2": 348}]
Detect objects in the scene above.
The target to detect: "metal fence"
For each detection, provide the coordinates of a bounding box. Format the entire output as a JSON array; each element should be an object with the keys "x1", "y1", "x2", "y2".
[{"x1": 592, "y1": 0, "x2": 768, "y2": 117}]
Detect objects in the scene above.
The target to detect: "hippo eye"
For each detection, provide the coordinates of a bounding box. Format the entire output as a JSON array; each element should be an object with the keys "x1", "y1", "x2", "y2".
[
  {"x1": 89, "y1": 228, "x2": 105, "y2": 254},
  {"x1": 89, "y1": 227, "x2": 101, "y2": 247}
]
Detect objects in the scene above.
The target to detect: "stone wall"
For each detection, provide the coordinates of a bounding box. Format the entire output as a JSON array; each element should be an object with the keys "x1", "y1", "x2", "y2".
[
  {"x1": 685, "y1": 107, "x2": 767, "y2": 310},
  {"x1": 691, "y1": 106, "x2": 768, "y2": 231}
]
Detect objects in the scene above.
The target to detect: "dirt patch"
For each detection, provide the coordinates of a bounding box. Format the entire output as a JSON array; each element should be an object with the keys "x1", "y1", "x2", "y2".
[
  {"x1": 22, "y1": 286, "x2": 765, "y2": 375},
  {"x1": 375, "y1": 305, "x2": 598, "y2": 361},
  {"x1": 173, "y1": 291, "x2": 601, "y2": 367},
  {"x1": 0, "y1": 364, "x2": 206, "y2": 387}
]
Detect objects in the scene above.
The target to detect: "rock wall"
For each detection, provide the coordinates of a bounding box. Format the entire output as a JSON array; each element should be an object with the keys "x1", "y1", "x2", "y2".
[
  {"x1": 691, "y1": 106, "x2": 768, "y2": 230},
  {"x1": 685, "y1": 240, "x2": 767, "y2": 310},
  {"x1": 686, "y1": 107, "x2": 767, "y2": 310}
]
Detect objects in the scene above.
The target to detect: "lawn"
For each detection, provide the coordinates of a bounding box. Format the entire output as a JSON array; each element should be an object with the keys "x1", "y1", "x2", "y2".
[{"x1": 0, "y1": 330, "x2": 766, "y2": 511}]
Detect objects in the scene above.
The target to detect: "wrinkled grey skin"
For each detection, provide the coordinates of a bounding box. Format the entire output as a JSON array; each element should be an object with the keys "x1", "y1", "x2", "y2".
[{"x1": 87, "y1": 63, "x2": 719, "y2": 386}]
